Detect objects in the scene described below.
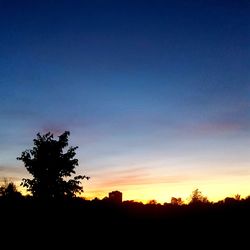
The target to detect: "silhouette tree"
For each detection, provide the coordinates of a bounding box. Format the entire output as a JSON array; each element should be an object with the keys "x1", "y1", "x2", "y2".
[
  {"x1": 189, "y1": 188, "x2": 208, "y2": 204},
  {"x1": 171, "y1": 197, "x2": 184, "y2": 205},
  {"x1": 0, "y1": 179, "x2": 22, "y2": 199},
  {"x1": 148, "y1": 199, "x2": 158, "y2": 205},
  {"x1": 235, "y1": 194, "x2": 241, "y2": 201},
  {"x1": 17, "y1": 131, "x2": 89, "y2": 200}
]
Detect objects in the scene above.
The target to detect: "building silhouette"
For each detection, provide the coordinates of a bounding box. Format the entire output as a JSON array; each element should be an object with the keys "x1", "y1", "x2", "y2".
[{"x1": 108, "y1": 190, "x2": 122, "y2": 203}]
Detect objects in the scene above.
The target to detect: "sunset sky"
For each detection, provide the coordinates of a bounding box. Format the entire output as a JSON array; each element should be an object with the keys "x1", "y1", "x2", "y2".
[{"x1": 0, "y1": 0, "x2": 249, "y2": 203}]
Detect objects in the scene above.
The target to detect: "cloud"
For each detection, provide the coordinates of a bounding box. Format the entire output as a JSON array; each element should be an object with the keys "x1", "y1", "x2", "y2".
[
  {"x1": 213, "y1": 167, "x2": 250, "y2": 177},
  {"x1": 40, "y1": 123, "x2": 68, "y2": 135},
  {"x1": 0, "y1": 165, "x2": 22, "y2": 172},
  {"x1": 181, "y1": 102, "x2": 250, "y2": 135},
  {"x1": 191, "y1": 120, "x2": 247, "y2": 134},
  {"x1": 0, "y1": 165, "x2": 28, "y2": 179},
  {"x1": 0, "y1": 106, "x2": 39, "y2": 121},
  {"x1": 93, "y1": 167, "x2": 188, "y2": 188},
  {"x1": 100, "y1": 174, "x2": 188, "y2": 187}
]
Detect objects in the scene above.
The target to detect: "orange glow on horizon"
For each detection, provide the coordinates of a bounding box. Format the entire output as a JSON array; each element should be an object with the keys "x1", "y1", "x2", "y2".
[
  {"x1": 5, "y1": 162, "x2": 250, "y2": 204},
  {"x1": 82, "y1": 175, "x2": 250, "y2": 204},
  {"x1": 16, "y1": 179, "x2": 250, "y2": 204}
]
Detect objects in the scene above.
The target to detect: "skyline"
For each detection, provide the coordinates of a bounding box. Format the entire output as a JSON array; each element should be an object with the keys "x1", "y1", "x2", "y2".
[{"x1": 0, "y1": 0, "x2": 249, "y2": 203}]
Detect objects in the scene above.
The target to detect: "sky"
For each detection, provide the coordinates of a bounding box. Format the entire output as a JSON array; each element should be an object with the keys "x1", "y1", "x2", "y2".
[{"x1": 0, "y1": 0, "x2": 249, "y2": 203}]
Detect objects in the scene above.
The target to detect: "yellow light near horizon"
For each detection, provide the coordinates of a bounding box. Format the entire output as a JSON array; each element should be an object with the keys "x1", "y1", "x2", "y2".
[
  {"x1": 10, "y1": 162, "x2": 250, "y2": 204},
  {"x1": 83, "y1": 174, "x2": 250, "y2": 204}
]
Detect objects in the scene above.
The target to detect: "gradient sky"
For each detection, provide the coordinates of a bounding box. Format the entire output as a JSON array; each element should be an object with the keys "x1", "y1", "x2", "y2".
[{"x1": 0, "y1": 0, "x2": 249, "y2": 203}]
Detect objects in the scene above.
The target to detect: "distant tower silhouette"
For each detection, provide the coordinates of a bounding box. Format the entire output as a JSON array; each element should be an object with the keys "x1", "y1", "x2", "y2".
[{"x1": 108, "y1": 190, "x2": 122, "y2": 203}]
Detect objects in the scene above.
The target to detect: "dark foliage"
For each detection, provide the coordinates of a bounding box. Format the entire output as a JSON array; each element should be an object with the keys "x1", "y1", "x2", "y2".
[
  {"x1": 17, "y1": 131, "x2": 89, "y2": 199},
  {"x1": 0, "y1": 195, "x2": 249, "y2": 247},
  {"x1": 0, "y1": 180, "x2": 22, "y2": 199}
]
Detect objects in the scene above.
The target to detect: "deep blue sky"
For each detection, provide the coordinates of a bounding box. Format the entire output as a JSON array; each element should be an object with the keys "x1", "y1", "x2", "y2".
[{"x1": 0, "y1": 0, "x2": 249, "y2": 202}]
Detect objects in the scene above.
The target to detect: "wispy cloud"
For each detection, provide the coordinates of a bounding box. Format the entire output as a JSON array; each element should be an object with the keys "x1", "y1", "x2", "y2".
[
  {"x1": 0, "y1": 165, "x2": 28, "y2": 182},
  {"x1": 40, "y1": 123, "x2": 68, "y2": 135},
  {"x1": 100, "y1": 174, "x2": 188, "y2": 187},
  {"x1": 190, "y1": 120, "x2": 248, "y2": 134},
  {"x1": 212, "y1": 167, "x2": 250, "y2": 177},
  {"x1": 181, "y1": 102, "x2": 250, "y2": 135},
  {"x1": 93, "y1": 167, "x2": 189, "y2": 188},
  {"x1": 0, "y1": 106, "x2": 39, "y2": 120}
]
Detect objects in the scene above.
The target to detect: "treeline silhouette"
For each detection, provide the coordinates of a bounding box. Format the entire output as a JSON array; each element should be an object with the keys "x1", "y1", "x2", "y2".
[
  {"x1": 0, "y1": 131, "x2": 249, "y2": 244},
  {"x1": 1, "y1": 182, "x2": 250, "y2": 225},
  {"x1": 1, "y1": 181, "x2": 250, "y2": 246}
]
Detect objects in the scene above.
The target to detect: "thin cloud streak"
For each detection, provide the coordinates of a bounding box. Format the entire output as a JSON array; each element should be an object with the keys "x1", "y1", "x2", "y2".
[
  {"x1": 99, "y1": 174, "x2": 189, "y2": 187},
  {"x1": 90, "y1": 166, "x2": 190, "y2": 188},
  {"x1": 0, "y1": 165, "x2": 28, "y2": 182}
]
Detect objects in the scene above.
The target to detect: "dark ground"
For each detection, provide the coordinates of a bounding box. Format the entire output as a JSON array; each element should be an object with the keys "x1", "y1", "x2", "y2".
[{"x1": 1, "y1": 198, "x2": 249, "y2": 247}]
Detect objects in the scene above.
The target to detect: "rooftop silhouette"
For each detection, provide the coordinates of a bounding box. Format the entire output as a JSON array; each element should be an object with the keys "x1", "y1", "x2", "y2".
[{"x1": 108, "y1": 190, "x2": 122, "y2": 203}]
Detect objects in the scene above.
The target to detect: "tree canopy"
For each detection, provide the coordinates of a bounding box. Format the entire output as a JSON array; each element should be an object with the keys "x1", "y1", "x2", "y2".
[
  {"x1": 190, "y1": 188, "x2": 208, "y2": 204},
  {"x1": 17, "y1": 131, "x2": 89, "y2": 200},
  {"x1": 0, "y1": 179, "x2": 22, "y2": 199}
]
